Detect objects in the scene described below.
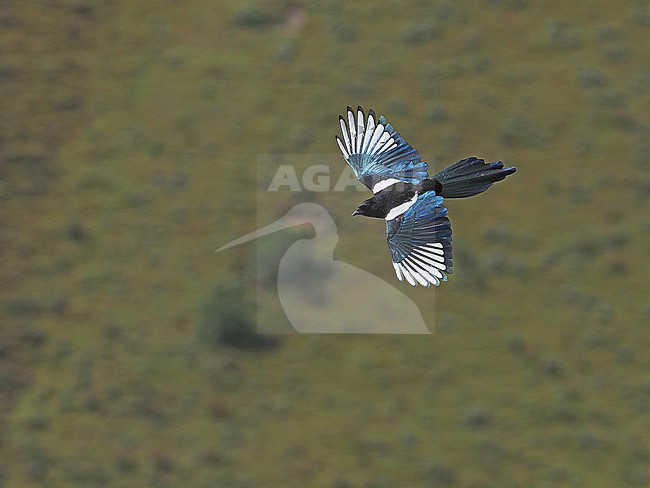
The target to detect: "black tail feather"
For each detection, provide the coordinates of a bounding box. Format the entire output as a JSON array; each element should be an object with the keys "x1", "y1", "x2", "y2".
[{"x1": 433, "y1": 157, "x2": 516, "y2": 198}]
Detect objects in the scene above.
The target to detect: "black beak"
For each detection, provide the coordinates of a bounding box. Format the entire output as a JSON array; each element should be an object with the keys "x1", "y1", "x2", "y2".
[{"x1": 352, "y1": 208, "x2": 362, "y2": 216}]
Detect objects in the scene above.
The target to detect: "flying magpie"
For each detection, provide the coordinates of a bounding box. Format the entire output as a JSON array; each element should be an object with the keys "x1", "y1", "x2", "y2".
[{"x1": 336, "y1": 106, "x2": 516, "y2": 287}]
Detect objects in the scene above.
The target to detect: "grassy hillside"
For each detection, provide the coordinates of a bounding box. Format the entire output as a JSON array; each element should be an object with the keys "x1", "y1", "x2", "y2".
[{"x1": 1, "y1": 0, "x2": 649, "y2": 486}]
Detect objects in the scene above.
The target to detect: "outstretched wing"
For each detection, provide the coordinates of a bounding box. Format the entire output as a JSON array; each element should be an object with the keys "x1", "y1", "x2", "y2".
[
  {"x1": 336, "y1": 106, "x2": 429, "y2": 192},
  {"x1": 386, "y1": 192, "x2": 453, "y2": 287}
]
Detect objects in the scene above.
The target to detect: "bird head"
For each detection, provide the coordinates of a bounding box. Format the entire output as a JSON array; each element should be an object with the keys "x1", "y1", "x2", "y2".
[
  {"x1": 352, "y1": 205, "x2": 367, "y2": 217},
  {"x1": 352, "y1": 198, "x2": 383, "y2": 218}
]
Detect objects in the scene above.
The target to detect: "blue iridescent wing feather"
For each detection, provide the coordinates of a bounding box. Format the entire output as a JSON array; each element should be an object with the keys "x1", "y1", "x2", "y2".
[
  {"x1": 336, "y1": 106, "x2": 429, "y2": 190},
  {"x1": 386, "y1": 192, "x2": 453, "y2": 287}
]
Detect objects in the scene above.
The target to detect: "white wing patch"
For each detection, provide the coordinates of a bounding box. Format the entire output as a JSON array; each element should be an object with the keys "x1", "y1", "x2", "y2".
[
  {"x1": 372, "y1": 178, "x2": 402, "y2": 194},
  {"x1": 392, "y1": 261, "x2": 403, "y2": 282},
  {"x1": 392, "y1": 242, "x2": 448, "y2": 288},
  {"x1": 385, "y1": 194, "x2": 418, "y2": 221},
  {"x1": 336, "y1": 107, "x2": 397, "y2": 163}
]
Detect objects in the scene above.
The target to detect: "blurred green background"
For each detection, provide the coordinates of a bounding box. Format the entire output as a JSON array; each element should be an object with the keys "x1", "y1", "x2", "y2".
[{"x1": 1, "y1": 1, "x2": 649, "y2": 487}]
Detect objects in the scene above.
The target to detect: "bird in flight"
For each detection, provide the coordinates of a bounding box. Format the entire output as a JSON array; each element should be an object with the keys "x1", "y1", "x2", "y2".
[{"x1": 336, "y1": 106, "x2": 516, "y2": 287}]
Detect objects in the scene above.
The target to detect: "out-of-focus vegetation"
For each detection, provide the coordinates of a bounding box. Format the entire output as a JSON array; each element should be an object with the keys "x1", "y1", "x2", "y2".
[
  {"x1": 198, "y1": 280, "x2": 277, "y2": 349},
  {"x1": 1, "y1": 0, "x2": 648, "y2": 487}
]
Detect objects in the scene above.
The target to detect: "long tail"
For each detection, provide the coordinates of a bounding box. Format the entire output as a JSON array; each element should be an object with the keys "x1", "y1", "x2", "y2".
[{"x1": 433, "y1": 157, "x2": 516, "y2": 198}]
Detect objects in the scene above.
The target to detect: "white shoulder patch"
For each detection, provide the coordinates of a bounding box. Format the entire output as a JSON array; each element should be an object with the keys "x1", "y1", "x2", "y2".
[
  {"x1": 372, "y1": 178, "x2": 402, "y2": 194},
  {"x1": 385, "y1": 194, "x2": 418, "y2": 221}
]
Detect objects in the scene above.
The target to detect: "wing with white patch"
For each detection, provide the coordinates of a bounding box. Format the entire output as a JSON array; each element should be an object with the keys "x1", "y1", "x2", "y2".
[
  {"x1": 336, "y1": 106, "x2": 429, "y2": 191},
  {"x1": 386, "y1": 192, "x2": 453, "y2": 287}
]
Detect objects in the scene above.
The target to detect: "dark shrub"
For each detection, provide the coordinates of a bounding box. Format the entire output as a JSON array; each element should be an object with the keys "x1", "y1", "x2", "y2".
[{"x1": 197, "y1": 281, "x2": 276, "y2": 349}]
